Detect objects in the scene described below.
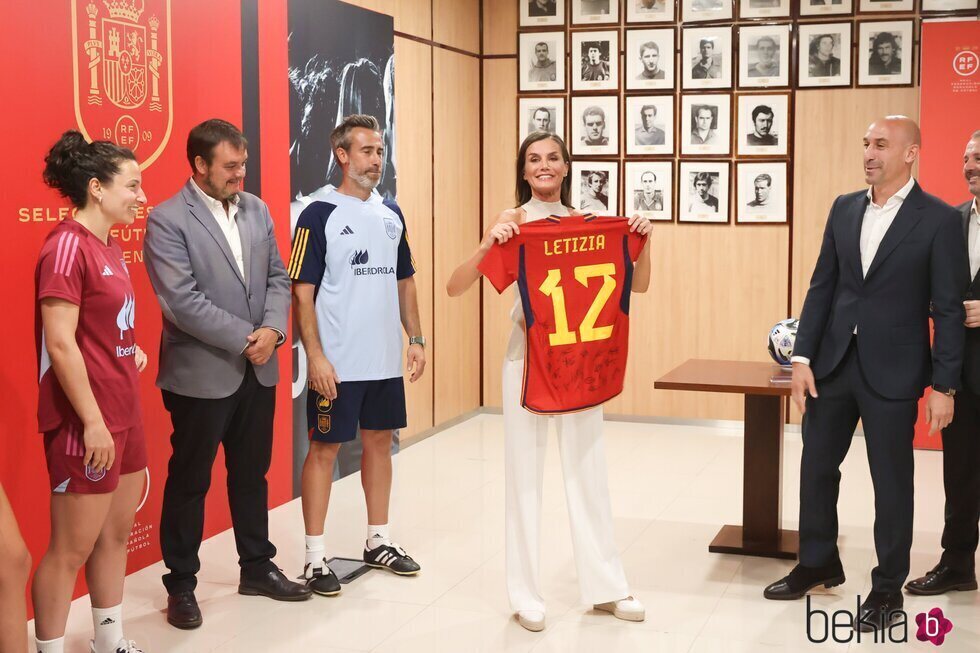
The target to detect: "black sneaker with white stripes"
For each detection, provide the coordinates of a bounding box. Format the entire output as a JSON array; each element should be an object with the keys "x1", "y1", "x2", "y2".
[
  {"x1": 300, "y1": 560, "x2": 341, "y2": 596},
  {"x1": 363, "y1": 540, "x2": 421, "y2": 576}
]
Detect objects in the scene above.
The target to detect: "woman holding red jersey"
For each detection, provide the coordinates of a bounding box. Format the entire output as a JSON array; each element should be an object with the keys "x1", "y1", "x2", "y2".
[
  {"x1": 32, "y1": 131, "x2": 149, "y2": 653},
  {"x1": 447, "y1": 132, "x2": 652, "y2": 632}
]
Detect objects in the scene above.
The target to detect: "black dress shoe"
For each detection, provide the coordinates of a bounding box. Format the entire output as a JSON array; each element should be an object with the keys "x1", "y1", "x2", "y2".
[
  {"x1": 763, "y1": 561, "x2": 846, "y2": 600},
  {"x1": 854, "y1": 591, "x2": 903, "y2": 632},
  {"x1": 239, "y1": 566, "x2": 313, "y2": 601},
  {"x1": 905, "y1": 564, "x2": 978, "y2": 596},
  {"x1": 167, "y1": 591, "x2": 203, "y2": 630}
]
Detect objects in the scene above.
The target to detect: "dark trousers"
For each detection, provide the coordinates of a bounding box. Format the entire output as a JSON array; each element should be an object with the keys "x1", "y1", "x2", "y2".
[
  {"x1": 799, "y1": 341, "x2": 917, "y2": 594},
  {"x1": 160, "y1": 365, "x2": 277, "y2": 595},
  {"x1": 939, "y1": 390, "x2": 980, "y2": 573}
]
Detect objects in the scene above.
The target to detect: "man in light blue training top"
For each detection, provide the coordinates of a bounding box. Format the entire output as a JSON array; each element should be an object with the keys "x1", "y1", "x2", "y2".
[{"x1": 288, "y1": 114, "x2": 426, "y2": 597}]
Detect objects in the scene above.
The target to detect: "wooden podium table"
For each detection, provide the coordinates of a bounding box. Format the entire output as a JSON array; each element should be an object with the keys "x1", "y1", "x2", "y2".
[{"x1": 655, "y1": 359, "x2": 798, "y2": 560}]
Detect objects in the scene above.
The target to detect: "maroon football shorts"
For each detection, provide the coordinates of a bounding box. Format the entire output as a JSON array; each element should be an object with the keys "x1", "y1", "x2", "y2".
[{"x1": 43, "y1": 421, "x2": 147, "y2": 494}]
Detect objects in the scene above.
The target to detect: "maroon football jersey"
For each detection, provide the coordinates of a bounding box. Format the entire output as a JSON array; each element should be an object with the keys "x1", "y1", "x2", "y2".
[{"x1": 35, "y1": 220, "x2": 142, "y2": 432}]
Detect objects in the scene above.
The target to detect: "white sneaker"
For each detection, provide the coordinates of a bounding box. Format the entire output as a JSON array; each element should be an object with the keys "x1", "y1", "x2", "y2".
[
  {"x1": 90, "y1": 639, "x2": 145, "y2": 653},
  {"x1": 593, "y1": 596, "x2": 645, "y2": 622},
  {"x1": 517, "y1": 610, "x2": 546, "y2": 632}
]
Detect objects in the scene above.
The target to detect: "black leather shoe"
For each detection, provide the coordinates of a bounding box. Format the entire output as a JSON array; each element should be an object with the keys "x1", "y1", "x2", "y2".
[
  {"x1": 854, "y1": 591, "x2": 904, "y2": 632},
  {"x1": 239, "y1": 567, "x2": 313, "y2": 601},
  {"x1": 905, "y1": 564, "x2": 978, "y2": 596},
  {"x1": 167, "y1": 591, "x2": 203, "y2": 630},
  {"x1": 763, "y1": 561, "x2": 846, "y2": 600}
]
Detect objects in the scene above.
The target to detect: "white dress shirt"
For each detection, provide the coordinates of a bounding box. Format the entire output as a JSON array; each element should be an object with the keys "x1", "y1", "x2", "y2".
[
  {"x1": 968, "y1": 199, "x2": 980, "y2": 280},
  {"x1": 190, "y1": 179, "x2": 285, "y2": 348},
  {"x1": 191, "y1": 178, "x2": 244, "y2": 279},
  {"x1": 792, "y1": 177, "x2": 916, "y2": 367}
]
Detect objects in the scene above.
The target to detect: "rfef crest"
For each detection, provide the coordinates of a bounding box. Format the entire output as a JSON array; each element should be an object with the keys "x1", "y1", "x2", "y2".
[{"x1": 72, "y1": 0, "x2": 172, "y2": 170}]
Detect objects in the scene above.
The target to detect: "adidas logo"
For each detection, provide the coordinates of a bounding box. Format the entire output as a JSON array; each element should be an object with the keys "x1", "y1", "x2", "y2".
[
  {"x1": 102, "y1": 265, "x2": 114, "y2": 276},
  {"x1": 350, "y1": 250, "x2": 369, "y2": 266},
  {"x1": 99, "y1": 617, "x2": 116, "y2": 626},
  {"x1": 340, "y1": 225, "x2": 354, "y2": 235}
]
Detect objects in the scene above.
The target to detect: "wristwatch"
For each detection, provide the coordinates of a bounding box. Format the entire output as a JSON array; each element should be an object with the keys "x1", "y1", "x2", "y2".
[
  {"x1": 409, "y1": 336, "x2": 426, "y2": 348},
  {"x1": 932, "y1": 384, "x2": 956, "y2": 397}
]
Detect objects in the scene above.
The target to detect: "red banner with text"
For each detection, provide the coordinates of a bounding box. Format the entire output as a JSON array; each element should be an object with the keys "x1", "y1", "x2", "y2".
[
  {"x1": 0, "y1": 0, "x2": 294, "y2": 602},
  {"x1": 916, "y1": 19, "x2": 980, "y2": 450}
]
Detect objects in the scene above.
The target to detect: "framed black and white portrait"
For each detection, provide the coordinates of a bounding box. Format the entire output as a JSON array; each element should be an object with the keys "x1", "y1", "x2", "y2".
[
  {"x1": 682, "y1": 26, "x2": 733, "y2": 90},
  {"x1": 858, "y1": 0, "x2": 914, "y2": 13},
  {"x1": 572, "y1": 0, "x2": 621, "y2": 25},
  {"x1": 681, "y1": 0, "x2": 733, "y2": 23},
  {"x1": 857, "y1": 21, "x2": 913, "y2": 87},
  {"x1": 520, "y1": 0, "x2": 566, "y2": 26},
  {"x1": 679, "y1": 161, "x2": 729, "y2": 223},
  {"x1": 736, "y1": 93, "x2": 789, "y2": 156},
  {"x1": 519, "y1": 32, "x2": 566, "y2": 92},
  {"x1": 518, "y1": 97, "x2": 566, "y2": 145},
  {"x1": 625, "y1": 161, "x2": 673, "y2": 221},
  {"x1": 626, "y1": 0, "x2": 676, "y2": 23},
  {"x1": 571, "y1": 161, "x2": 620, "y2": 215},
  {"x1": 625, "y1": 96, "x2": 674, "y2": 155},
  {"x1": 799, "y1": 0, "x2": 854, "y2": 17},
  {"x1": 739, "y1": 0, "x2": 791, "y2": 19},
  {"x1": 738, "y1": 24, "x2": 791, "y2": 89},
  {"x1": 626, "y1": 29, "x2": 675, "y2": 91},
  {"x1": 572, "y1": 31, "x2": 620, "y2": 92},
  {"x1": 736, "y1": 162, "x2": 788, "y2": 223},
  {"x1": 921, "y1": 0, "x2": 978, "y2": 11},
  {"x1": 571, "y1": 95, "x2": 620, "y2": 156},
  {"x1": 798, "y1": 22, "x2": 853, "y2": 88},
  {"x1": 680, "y1": 94, "x2": 731, "y2": 156}
]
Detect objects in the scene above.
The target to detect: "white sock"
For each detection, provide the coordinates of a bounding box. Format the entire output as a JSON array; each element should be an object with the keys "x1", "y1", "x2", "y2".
[
  {"x1": 366, "y1": 523, "x2": 390, "y2": 549},
  {"x1": 35, "y1": 636, "x2": 65, "y2": 653},
  {"x1": 92, "y1": 605, "x2": 124, "y2": 653},
  {"x1": 305, "y1": 534, "x2": 326, "y2": 569}
]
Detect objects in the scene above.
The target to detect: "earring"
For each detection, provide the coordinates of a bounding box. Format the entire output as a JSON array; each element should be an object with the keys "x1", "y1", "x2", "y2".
[{"x1": 97, "y1": 196, "x2": 103, "y2": 204}]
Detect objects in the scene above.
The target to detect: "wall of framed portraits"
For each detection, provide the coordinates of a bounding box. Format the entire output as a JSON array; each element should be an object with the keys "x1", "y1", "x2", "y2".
[{"x1": 484, "y1": 0, "x2": 978, "y2": 419}]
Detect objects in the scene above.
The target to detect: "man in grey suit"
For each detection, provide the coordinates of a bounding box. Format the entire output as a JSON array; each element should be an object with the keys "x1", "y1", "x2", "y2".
[{"x1": 145, "y1": 119, "x2": 311, "y2": 630}]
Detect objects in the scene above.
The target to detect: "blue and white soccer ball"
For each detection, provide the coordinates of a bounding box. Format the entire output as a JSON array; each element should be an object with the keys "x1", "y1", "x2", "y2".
[{"x1": 768, "y1": 318, "x2": 799, "y2": 367}]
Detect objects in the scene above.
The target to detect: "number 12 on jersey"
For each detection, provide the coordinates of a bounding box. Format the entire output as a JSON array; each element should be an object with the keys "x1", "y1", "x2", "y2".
[{"x1": 539, "y1": 263, "x2": 617, "y2": 346}]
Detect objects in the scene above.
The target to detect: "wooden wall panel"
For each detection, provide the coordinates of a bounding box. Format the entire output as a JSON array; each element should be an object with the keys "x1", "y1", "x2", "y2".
[
  {"x1": 434, "y1": 50, "x2": 483, "y2": 423},
  {"x1": 483, "y1": 0, "x2": 518, "y2": 55},
  {"x1": 394, "y1": 37, "x2": 435, "y2": 439},
  {"x1": 605, "y1": 224, "x2": 789, "y2": 419},
  {"x1": 339, "y1": 0, "x2": 432, "y2": 41},
  {"x1": 434, "y1": 0, "x2": 481, "y2": 54},
  {"x1": 482, "y1": 59, "x2": 519, "y2": 407}
]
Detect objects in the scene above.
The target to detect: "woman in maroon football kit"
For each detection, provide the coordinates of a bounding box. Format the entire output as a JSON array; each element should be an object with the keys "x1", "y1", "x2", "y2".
[
  {"x1": 0, "y1": 483, "x2": 31, "y2": 652},
  {"x1": 447, "y1": 132, "x2": 652, "y2": 633},
  {"x1": 32, "y1": 132, "x2": 149, "y2": 653}
]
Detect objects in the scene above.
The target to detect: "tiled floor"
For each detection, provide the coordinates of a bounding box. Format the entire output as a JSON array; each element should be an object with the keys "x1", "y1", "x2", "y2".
[{"x1": 34, "y1": 414, "x2": 979, "y2": 652}]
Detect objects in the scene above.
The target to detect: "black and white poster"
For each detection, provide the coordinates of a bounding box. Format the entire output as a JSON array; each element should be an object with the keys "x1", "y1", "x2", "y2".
[{"x1": 287, "y1": 0, "x2": 398, "y2": 486}]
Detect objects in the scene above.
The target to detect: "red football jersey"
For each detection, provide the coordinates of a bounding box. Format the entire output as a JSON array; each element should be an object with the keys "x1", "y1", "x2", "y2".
[
  {"x1": 34, "y1": 220, "x2": 142, "y2": 433},
  {"x1": 480, "y1": 215, "x2": 646, "y2": 414}
]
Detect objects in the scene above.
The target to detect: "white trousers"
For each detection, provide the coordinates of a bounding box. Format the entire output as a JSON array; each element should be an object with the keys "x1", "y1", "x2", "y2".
[{"x1": 503, "y1": 359, "x2": 630, "y2": 612}]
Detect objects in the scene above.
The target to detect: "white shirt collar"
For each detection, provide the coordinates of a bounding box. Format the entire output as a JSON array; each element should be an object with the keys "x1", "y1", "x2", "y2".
[
  {"x1": 972, "y1": 198, "x2": 979, "y2": 222},
  {"x1": 866, "y1": 176, "x2": 915, "y2": 208},
  {"x1": 190, "y1": 177, "x2": 239, "y2": 213}
]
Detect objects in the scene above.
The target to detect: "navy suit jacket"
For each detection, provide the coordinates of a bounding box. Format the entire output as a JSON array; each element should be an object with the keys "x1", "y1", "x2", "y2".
[{"x1": 794, "y1": 182, "x2": 968, "y2": 400}]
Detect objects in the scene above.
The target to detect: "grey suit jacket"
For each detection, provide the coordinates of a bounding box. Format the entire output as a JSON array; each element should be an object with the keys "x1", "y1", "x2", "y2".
[{"x1": 145, "y1": 181, "x2": 291, "y2": 399}]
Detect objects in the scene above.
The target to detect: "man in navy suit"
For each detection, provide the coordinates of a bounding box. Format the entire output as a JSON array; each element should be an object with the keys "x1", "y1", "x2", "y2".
[
  {"x1": 763, "y1": 117, "x2": 969, "y2": 633},
  {"x1": 906, "y1": 129, "x2": 980, "y2": 597}
]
